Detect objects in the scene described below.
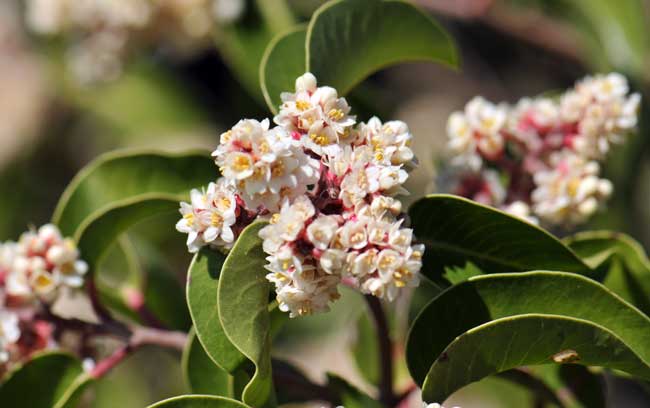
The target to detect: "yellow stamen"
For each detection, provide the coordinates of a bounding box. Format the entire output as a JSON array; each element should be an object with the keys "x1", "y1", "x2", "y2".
[
  {"x1": 328, "y1": 108, "x2": 345, "y2": 121},
  {"x1": 211, "y1": 212, "x2": 223, "y2": 227},
  {"x1": 296, "y1": 100, "x2": 310, "y2": 111}
]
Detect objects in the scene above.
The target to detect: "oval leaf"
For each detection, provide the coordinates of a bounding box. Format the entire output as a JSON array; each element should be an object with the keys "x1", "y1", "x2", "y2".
[
  {"x1": 187, "y1": 248, "x2": 247, "y2": 373},
  {"x1": 217, "y1": 222, "x2": 273, "y2": 407},
  {"x1": 306, "y1": 0, "x2": 458, "y2": 96},
  {"x1": 422, "y1": 314, "x2": 650, "y2": 402},
  {"x1": 260, "y1": 26, "x2": 307, "y2": 113},
  {"x1": 406, "y1": 271, "x2": 650, "y2": 401},
  {"x1": 408, "y1": 195, "x2": 590, "y2": 281},
  {"x1": 565, "y1": 230, "x2": 650, "y2": 316},
  {"x1": 147, "y1": 395, "x2": 250, "y2": 408},
  {"x1": 53, "y1": 149, "x2": 216, "y2": 269},
  {"x1": 0, "y1": 352, "x2": 92, "y2": 408},
  {"x1": 182, "y1": 329, "x2": 233, "y2": 396}
]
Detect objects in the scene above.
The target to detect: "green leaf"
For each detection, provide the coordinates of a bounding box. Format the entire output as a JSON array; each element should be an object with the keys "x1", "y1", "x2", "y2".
[
  {"x1": 146, "y1": 395, "x2": 250, "y2": 408},
  {"x1": 95, "y1": 236, "x2": 145, "y2": 322},
  {"x1": 187, "y1": 248, "x2": 247, "y2": 373},
  {"x1": 0, "y1": 352, "x2": 92, "y2": 408},
  {"x1": 327, "y1": 374, "x2": 382, "y2": 408},
  {"x1": 52, "y1": 149, "x2": 216, "y2": 270},
  {"x1": 306, "y1": 0, "x2": 458, "y2": 96},
  {"x1": 260, "y1": 26, "x2": 307, "y2": 113},
  {"x1": 182, "y1": 329, "x2": 232, "y2": 396},
  {"x1": 351, "y1": 313, "x2": 380, "y2": 386},
  {"x1": 406, "y1": 271, "x2": 650, "y2": 402},
  {"x1": 564, "y1": 230, "x2": 650, "y2": 316},
  {"x1": 217, "y1": 222, "x2": 274, "y2": 407},
  {"x1": 408, "y1": 195, "x2": 590, "y2": 282},
  {"x1": 443, "y1": 261, "x2": 484, "y2": 285}
]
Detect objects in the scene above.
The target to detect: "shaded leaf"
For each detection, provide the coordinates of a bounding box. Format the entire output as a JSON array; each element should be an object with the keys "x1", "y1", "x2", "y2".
[
  {"x1": 260, "y1": 26, "x2": 307, "y2": 113},
  {"x1": 565, "y1": 230, "x2": 650, "y2": 316},
  {"x1": 306, "y1": 0, "x2": 458, "y2": 96},
  {"x1": 52, "y1": 149, "x2": 216, "y2": 270},
  {"x1": 182, "y1": 329, "x2": 232, "y2": 396},
  {"x1": 187, "y1": 248, "x2": 247, "y2": 373},
  {"x1": 327, "y1": 374, "x2": 382, "y2": 408},
  {"x1": 217, "y1": 222, "x2": 274, "y2": 407},
  {"x1": 406, "y1": 271, "x2": 650, "y2": 402},
  {"x1": 0, "y1": 352, "x2": 92, "y2": 408},
  {"x1": 408, "y1": 195, "x2": 590, "y2": 282}
]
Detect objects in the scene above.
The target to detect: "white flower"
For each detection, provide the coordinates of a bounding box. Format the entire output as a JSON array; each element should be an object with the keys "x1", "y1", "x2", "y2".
[
  {"x1": 0, "y1": 310, "x2": 20, "y2": 363},
  {"x1": 447, "y1": 97, "x2": 506, "y2": 168},
  {"x1": 359, "y1": 117, "x2": 416, "y2": 166},
  {"x1": 274, "y1": 72, "x2": 356, "y2": 155},
  {"x1": 213, "y1": 119, "x2": 319, "y2": 212},
  {"x1": 306, "y1": 215, "x2": 340, "y2": 250},
  {"x1": 212, "y1": 0, "x2": 245, "y2": 23},
  {"x1": 176, "y1": 179, "x2": 238, "y2": 253},
  {"x1": 501, "y1": 201, "x2": 539, "y2": 225},
  {"x1": 423, "y1": 403, "x2": 461, "y2": 408},
  {"x1": 532, "y1": 152, "x2": 613, "y2": 226},
  {"x1": 26, "y1": 0, "x2": 67, "y2": 34}
]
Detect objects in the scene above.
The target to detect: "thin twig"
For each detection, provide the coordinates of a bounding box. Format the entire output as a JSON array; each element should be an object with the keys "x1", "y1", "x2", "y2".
[
  {"x1": 89, "y1": 326, "x2": 187, "y2": 379},
  {"x1": 364, "y1": 295, "x2": 395, "y2": 407}
]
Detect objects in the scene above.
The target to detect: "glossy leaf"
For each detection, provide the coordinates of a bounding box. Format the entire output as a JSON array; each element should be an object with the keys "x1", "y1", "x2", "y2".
[
  {"x1": 564, "y1": 230, "x2": 650, "y2": 316},
  {"x1": 146, "y1": 395, "x2": 250, "y2": 408},
  {"x1": 0, "y1": 352, "x2": 92, "y2": 408},
  {"x1": 260, "y1": 26, "x2": 307, "y2": 113},
  {"x1": 306, "y1": 0, "x2": 458, "y2": 96},
  {"x1": 182, "y1": 329, "x2": 232, "y2": 396},
  {"x1": 217, "y1": 222, "x2": 274, "y2": 407},
  {"x1": 407, "y1": 271, "x2": 650, "y2": 402},
  {"x1": 408, "y1": 195, "x2": 590, "y2": 281},
  {"x1": 422, "y1": 314, "x2": 650, "y2": 402},
  {"x1": 52, "y1": 149, "x2": 215, "y2": 269},
  {"x1": 187, "y1": 247, "x2": 246, "y2": 373}
]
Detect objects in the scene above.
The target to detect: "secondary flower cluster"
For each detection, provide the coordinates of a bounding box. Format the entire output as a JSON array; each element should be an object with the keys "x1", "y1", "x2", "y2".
[
  {"x1": 177, "y1": 73, "x2": 423, "y2": 317},
  {"x1": 26, "y1": 0, "x2": 245, "y2": 84},
  {"x1": 444, "y1": 73, "x2": 640, "y2": 226},
  {"x1": 0, "y1": 224, "x2": 87, "y2": 368}
]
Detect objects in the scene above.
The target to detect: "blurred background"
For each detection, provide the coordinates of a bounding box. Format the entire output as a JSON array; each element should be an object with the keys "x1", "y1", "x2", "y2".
[{"x1": 1, "y1": 0, "x2": 649, "y2": 406}]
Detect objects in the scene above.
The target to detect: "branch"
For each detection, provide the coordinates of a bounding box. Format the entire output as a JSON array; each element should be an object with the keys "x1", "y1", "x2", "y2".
[
  {"x1": 364, "y1": 295, "x2": 396, "y2": 407},
  {"x1": 89, "y1": 326, "x2": 187, "y2": 379}
]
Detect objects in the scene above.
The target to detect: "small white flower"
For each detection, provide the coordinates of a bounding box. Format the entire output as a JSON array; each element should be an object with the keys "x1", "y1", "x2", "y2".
[
  {"x1": 212, "y1": 0, "x2": 245, "y2": 23},
  {"x1": 532, "y1": 152, "x2": 612, "y2": 226},
  {"x1": 176, "y1": 179, "x2": 238, "y2": 253},
  {"x1": 501, "y1": 201, "x2": 539, "y2": 225},
  {"x1": 306, "y1": 215, "x2": 340, "y2": 250},
  {"x1": 0, "y1": 310, "x2": 20, "y2": 363},
  {"x1": 274, "y1": 72, "x2": 356, "y2": 155}
]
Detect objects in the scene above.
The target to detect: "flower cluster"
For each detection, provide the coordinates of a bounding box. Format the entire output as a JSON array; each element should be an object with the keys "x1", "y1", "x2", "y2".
[
  {"x1": 177, "y1": 73, "x2": 424, "y2": 317},
  {"x1": 25, "y1": 0, "x2": 246, "y2": 84},
  {"x1": 0, "y1": 224, "x2": 87, "y2": 368},
  {"x1": 444, "y1": 73, "x2": 640, "y2": 227}
]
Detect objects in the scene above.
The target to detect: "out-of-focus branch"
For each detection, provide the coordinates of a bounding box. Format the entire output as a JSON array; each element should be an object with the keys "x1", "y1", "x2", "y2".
[{"x1": 416, "y1": 0, "x2": 585, "y2": 64}]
